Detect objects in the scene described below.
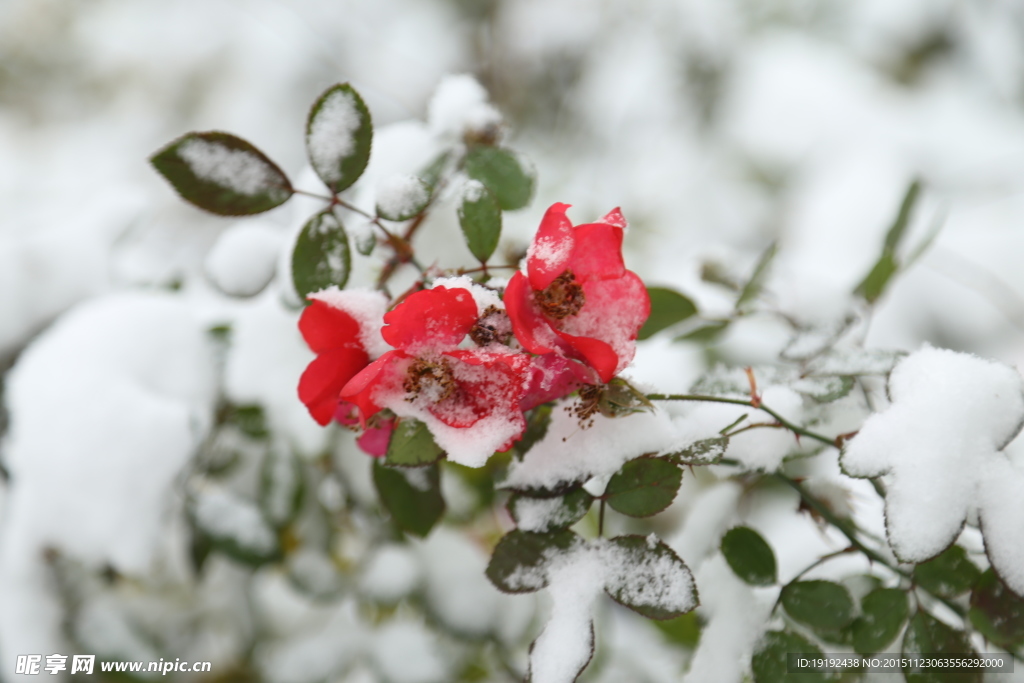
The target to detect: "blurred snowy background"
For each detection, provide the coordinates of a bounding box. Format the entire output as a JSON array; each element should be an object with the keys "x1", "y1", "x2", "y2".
[{"x1": 3, "y1": 0, "x2": 1024, "y2": 681}]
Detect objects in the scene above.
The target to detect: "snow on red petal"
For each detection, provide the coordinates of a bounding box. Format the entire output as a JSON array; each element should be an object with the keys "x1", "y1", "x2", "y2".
[
  {"x1": 568, "y1": 222, "x2": 625, "y2": 281},
  {"x1": 505, "y1": 271, "x2": 565, "y2": 355},
  {"x1": 600, "y1": 206, "x2": 628, "y2": 229},
  {"x1": 556, "y1": 330, "x2": 619, "y2": 383},
  {"x1": 527, "y1": 203, "x2": 575, "y2": 290},
  {"x1": 298, "y1": 299, "x2": 363, "y2": 353},
  {"x1": 521, "y1": 354, "x2": 583, "y2": 411},
  {"x1": 340, "y1": 350, "x2": 409, "y2": 424},
  {"x1": 298, "y1": 347, "x2": 371, "y2": 426},
  {"x1": 381, "y1": 286, "x2": 478, "y2": 352},
  {"x1": 558, "y1": 272, "x2": 649, "y2": 375},
  {"x1": 429, "y1": 350, "x2": 526, "y2": 429}
]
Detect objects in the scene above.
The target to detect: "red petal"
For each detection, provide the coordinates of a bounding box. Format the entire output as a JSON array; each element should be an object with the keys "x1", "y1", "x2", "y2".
[
  {"x1": 298, "y1": 348, "x2": 370, "y2": 426},
  {"x1": 569, "y1": 222, "x2": 625, "y2": 281},
  {"x1": 527, "y1": 203, "x2": 575, "y2": 290},
  {"x1": 356, "y1": 417, "x2": 396, "y2": 457},
  {"x1": 381, "y1": 286, "x2": 478, "y2": 352},
  {"x1": 505, "y1": 271, "x2": 563, "y2": 355},
  {"x1": 556, "y1": 331, "x2": 619, "y2": 383},
  {"x1": 429, "y1": 350, "x2": 526, "y2": 428},
  {"x1": 520, "y1": 354, "x2": 582, "y2": 411},
  {"x1": 299, "y1": 300, "x2": 363, "y2": 353},
  {"x1": 600, "y1": 207, "x2": 628, "y2": 229},
  {"x1": 340, "y1": 350, "x2": 409, "y2": 424}
]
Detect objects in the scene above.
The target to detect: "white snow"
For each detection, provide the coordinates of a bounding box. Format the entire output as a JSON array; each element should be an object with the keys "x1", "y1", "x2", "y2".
[
  {"x1": 190, "y1": 483, "x2": 277, "y2": 556},
  {"x1": 503, "y1": 401, "x2": 685, "y2": 489},
  {"x1": 205, "y1": 222, "x2": 283, "y2": 297},
  {"x1": 307, "y1": 88, "x2": 363, "y2": 185},
  {"x1": 376, "y1": 174, "x2": 428, "y2": 220},
  {"x1": 841, "y1": 345, "x2": 1024, "y2": 592},
  {"x1": 359, "y1": 544, "x2": 421, "y2": 603},
  {"x1": 427, "y1": 74, "x2": 502, "y2": 139},
  {"x1": 0, "y1": 292, "x2": 215, "y2": 670},
  {"x1": 178, "y1": 136, "x2": 284, "y2": 197},
  {"x1": 368, "y1": 618, "x2": 449, "y2": 683}
]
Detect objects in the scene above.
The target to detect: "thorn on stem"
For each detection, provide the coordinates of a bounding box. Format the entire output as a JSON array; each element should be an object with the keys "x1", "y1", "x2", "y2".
[{"x1": 744, "y1": 366, "x2": 761, "y2": 408}]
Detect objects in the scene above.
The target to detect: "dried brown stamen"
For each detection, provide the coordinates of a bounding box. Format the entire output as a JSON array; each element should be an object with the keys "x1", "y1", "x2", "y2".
[
  {"x1": 404, "y1": 357, "x2": 457, "y2": 403},
  {"x1": 535, "y1": 270, "x2": 585, "y2": 319},
  {"x1": 469, "y1": 305, "x2": 513, "y2": 346}
]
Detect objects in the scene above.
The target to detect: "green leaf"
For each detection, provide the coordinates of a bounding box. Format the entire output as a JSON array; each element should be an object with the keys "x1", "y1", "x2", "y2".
[
  {"x1": 306, "y1": 83, "x2": 373, "y2": 193},
  {"x1": 720, "y1": 526, "x2": 777, "y2": 586},
  {"x1": 854, "y1": 180, "x2": 921, "y2": 304},
  {"x1": 902, "y1": 610, "x2": 981, "y2": 683},
  {"x1": 384, "y1": 418, "x2": 445, "y2": 467},
  {"x1": 604, "y1": 457, "x2": 682, "y2": 518},
  {"x1": 913, "y1": 545, "x2": 980, "y2": 599},
  {"x1": 652, "y1": 611, "x2": 702, "y2": 648},
  {"x1": 736, "y1": 241, "x2": 777, "y2": 311},
  {"x1": 853, "y1": 252, "x2": 898, "y2": 304},
  {"x1": 419, "y1": 151, "x2": 450, "y2": 194},
  {"x1": 464, "y1": 146, "x2": 535, "y2": 211},
  {"x1": 516, "y1": 403, "x2": 553, "y2": 458},
  {"x1": 372, "y1": 461, "x2": 445, "y2": 538},
  {"x1": 638, "y1": 287, "x2": 698, "y2": 340},
  {"x1": 485, "y1": 529, "x2": 579, "y2": 593},
  {"x1": 258, "y1": 447, "x2": 304, "y2": 529},
  {"x1": 852, "y1": 587, "x2": 909, "y2": 654},
  {"x1": 604, "y1": 535, "x2": 698, "y2": 620},
  {"x1": 291, "y1": 209, "x2": 352, "y2": 298},
  {"x1": 781, "y1": 580, "x2": 855, "y2": 632},
  {"x1": 675, "y1": 320, "x2": 729, "y2": 343},
  {"x1": 665, "y1": 436, "x2": 728, "y2": 465},
  {"x1": 150, "y1": 131, "x2": 293, "y2": 215},
  {"x1": 752, "y1": 630, "x2": 831, "y2": 683},
  {"x1": 791, "y1": 375, "x2": 855, "y2": 403},
  {"x1": 969, "y1": 569, "x2": 1024, "y2": 653},
  {"x1": 507, "y1": 488, "x2": 593, "y2": 533},
  {"x1": 457, "y1": 180, "x2": 502, "y2": 263}
]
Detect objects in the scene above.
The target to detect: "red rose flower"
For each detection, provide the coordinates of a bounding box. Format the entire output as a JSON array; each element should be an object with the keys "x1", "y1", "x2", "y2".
[
  {"x1": 340, "y1": 285, "x2": 545, "y2": 466},
  {"x1": 297, "y1": 298, "x2": 372, "y2": 426},
  {"x1": 505, "y1": 203, "x2": 650, "y2": 383}
]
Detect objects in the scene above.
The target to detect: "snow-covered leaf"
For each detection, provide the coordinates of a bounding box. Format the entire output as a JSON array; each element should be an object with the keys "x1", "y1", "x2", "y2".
[
  {"x1": 259, "y1": 447, "x2": 304, "y2": 529},
  {"x1": 188, "y1": 485, "x2": 280, "y2": 566},
  {"x1": 507, "y1": 488, "x2": 593, "y2": 533},
  {"x1": 852, "y1": 587, "x2": 908, "y2": 655},
  {"x1": 464, "y1": 146, "x2": 534, "y2": 211},
  {"x1": 372, "y1": 461, "x2": 445, "y2": 538},
  {"x1": 665, "y1": 435, "x2": 729, "y2": 465},
  {"x1": 291, "y1": 209, "x2": 352, "y2": 298},
  {"x1": 780, "y1": 580, "x2": 855, "y2": 632},
  {"x1": 805, "y1": 348, "x2": 905, "y2": 376},
  {"x1": 385, "y1": 418, "x2": 444, "y2": 467},
  {"x1": 306, "y1": 83, "x2": 373, "y2": 193},
  {"x1": 913, "y1": 545, "x2": 980, "y2": 599},
  {"x1": 150, "y1": 131, "x2": 293, "y2": 215},
  {"x1": 638, "y1": 287, "x2": 697, "y2": 340},
  {"x1": 720, "y1": 526, "x2": 777, "y2": 587},
  {"x1": 376, "y1": 174, "x2": 429, "y2": 221},
  {"x1": 841, "y1": 346, "x2": 1024, "y2": 572},
  {"x1": 603, "y1": 535, "x2": 697, "y2": 620},
  {"x1": 604, "y1": 457, "x2": 682, "y2": 518},
  {"x1": 902, "y1": 611, "x2": 981, "y2": 683},
  {"x1": 485, "y1": 529, "x2": 580, "y2": 594},
  {"x1": 457, "y1": 179, "x2": 502, "y2": 263}
]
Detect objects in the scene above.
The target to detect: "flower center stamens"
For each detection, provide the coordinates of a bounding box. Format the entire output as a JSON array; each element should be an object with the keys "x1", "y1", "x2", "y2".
[
  {"x1": 469, "y1": 306, "x2": 513, "y2": 346},
  {"x1": 535, "y1": 270, "x2": 585, "y2": 319},
  {"x1": 404, "y1": 357, "x2": 457, "y2": 404}
]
